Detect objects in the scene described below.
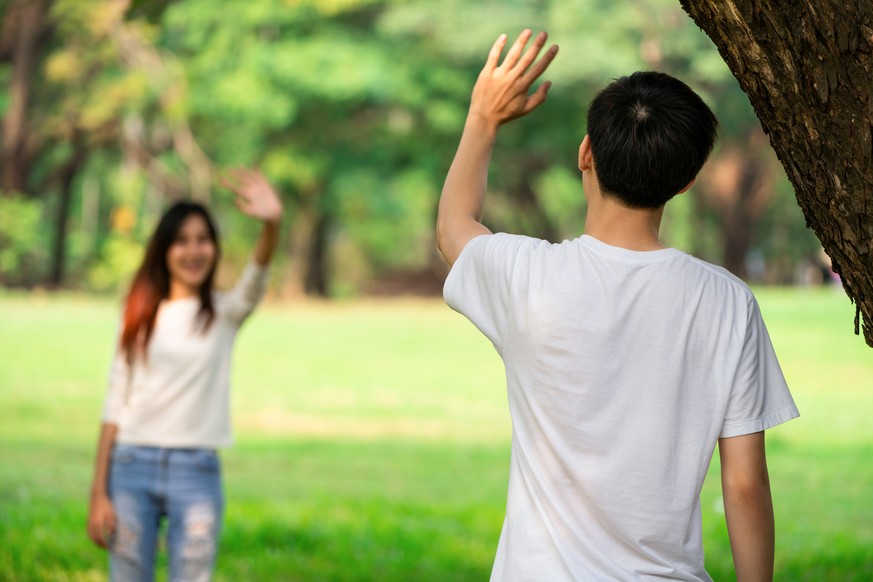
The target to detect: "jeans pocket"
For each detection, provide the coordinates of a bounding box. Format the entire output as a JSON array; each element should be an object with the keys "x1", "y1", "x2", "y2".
[
  {"x1": 194, "y1": 450, "x2": 220, "y2": 473},
  {"x1": 112, "y1": 445, "x2": 137, "y2": 465}
]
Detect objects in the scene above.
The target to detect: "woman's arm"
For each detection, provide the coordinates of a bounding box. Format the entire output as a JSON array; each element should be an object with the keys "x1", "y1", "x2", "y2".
[
  {"x1": 87, "y1": 422, "x2": 118, "y2": 549},
  {"x1": 223, "y1": 168, "x2": 284, "y2": 266},
  {"x1": 252, "y1": 220, "x2": 281, "y2": 267}
]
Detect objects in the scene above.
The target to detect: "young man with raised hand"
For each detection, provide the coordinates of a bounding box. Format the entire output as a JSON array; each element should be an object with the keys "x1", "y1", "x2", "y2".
[{"x1": 437, "y1": 29, "x2": 798, "y2": 581}]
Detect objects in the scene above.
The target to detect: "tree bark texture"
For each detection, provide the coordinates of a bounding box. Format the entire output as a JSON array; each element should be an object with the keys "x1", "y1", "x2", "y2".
[{"x1": 680, "y1": 0, "x2": 873, "y2": 346}]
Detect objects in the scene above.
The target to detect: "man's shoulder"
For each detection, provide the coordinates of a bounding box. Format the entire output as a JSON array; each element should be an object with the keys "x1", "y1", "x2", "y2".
[
  {"x1": 679, "y1": 253, "x2": 756, "y2": 301},
  {"x1": 681, "y1": 253, "x2": 746, "y2": 283},
  {"x1": 446, "y1": 233, "x2": 552, "y2": 296},
  {"x1": 477, "y1": 232, "x2": 546, "y2": 245},
  {"x1": 459, "y1": 232, "x2": 550, "y2": 259}
]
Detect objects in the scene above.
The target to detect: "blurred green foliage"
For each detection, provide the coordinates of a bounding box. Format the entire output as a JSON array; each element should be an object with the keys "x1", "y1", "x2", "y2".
[
  {"x1": 0, "y1": 193, "x2": 49, "y2": 286},
  {"x1": 0, "y1": 0, "x2": 823, "y2": 295}
]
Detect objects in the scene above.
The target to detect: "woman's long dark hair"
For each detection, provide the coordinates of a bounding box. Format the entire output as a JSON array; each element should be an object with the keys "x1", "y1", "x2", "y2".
[{"x1": 120, "y1": 202, "x2": 220, "y2": 364}]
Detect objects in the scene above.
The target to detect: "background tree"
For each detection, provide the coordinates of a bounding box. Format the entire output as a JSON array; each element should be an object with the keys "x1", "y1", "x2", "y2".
[
  {"x1": 680, "y1": 0, "x2": 873, "y2": 346},
  {"x1": 0, "y1": 0, "x2": 202, "y2": 288},
  {"x1": 1, "y1": 0, "x2": 48, "y2": 194},
  {"x1": 0, "y1": 0, "x2": 826, "y2": 301}
]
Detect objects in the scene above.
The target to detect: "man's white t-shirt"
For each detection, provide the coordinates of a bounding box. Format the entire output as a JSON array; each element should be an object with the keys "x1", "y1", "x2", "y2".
[{"x1": 444, "y1": 233, "x2": 799, "y2": 581}]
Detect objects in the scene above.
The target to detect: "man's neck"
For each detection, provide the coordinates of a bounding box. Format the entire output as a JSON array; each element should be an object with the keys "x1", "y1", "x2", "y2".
[{"x1": 583, "y1": 194, "x2": 666, "y2": 251}]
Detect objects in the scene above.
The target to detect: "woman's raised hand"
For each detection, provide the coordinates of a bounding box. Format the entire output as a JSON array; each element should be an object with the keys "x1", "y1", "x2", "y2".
[{"x1": 222, "y1": 168, "x2": 283, "y2": 224}]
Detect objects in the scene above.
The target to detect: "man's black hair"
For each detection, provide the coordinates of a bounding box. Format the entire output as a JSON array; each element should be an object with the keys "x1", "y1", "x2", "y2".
[{"x1": 586, "y1": 71, "x2": 718, "y2": 209}]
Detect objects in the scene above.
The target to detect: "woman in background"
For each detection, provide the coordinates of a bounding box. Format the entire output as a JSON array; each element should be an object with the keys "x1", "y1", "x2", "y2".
[{"x1": 86, "y1": 169, "x2": 283, "y2": 581}]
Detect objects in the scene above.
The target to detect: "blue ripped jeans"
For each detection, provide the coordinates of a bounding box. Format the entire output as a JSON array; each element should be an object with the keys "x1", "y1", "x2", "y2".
[{"x1": 108, "y1": 445, "x2": 224, "y2": 582}]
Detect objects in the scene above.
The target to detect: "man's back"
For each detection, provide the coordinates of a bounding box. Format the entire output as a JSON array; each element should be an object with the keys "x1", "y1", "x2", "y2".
[
  {"x1": 436, "y1": 33, "x2": 798, "y2": 580},
  {"x1": 445, "y1": 233, "x2": 798, "y2": 581}
]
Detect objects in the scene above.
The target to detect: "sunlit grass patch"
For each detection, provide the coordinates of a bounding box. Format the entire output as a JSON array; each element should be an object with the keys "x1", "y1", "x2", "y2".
[{"x1": 0, "y1": 290, "x2": 870, "y2": 580}]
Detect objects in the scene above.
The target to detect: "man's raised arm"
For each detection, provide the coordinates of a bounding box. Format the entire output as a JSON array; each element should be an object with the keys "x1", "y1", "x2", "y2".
[{"x1": 436, "y1": 30, "x2": 558, "y2": 266}]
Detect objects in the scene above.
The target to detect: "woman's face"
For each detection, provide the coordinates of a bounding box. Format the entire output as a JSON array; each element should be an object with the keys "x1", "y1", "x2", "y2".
[{"x1": 166, "y1": 214, "x2": 217, "y2": 295}]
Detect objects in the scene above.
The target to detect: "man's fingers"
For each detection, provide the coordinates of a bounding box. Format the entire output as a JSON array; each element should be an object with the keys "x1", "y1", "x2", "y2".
[
  {"x1": 515, "y1": 31, "x2": 548, "y2": 75},
  {"x1": 498, "y1": 29, "x2": 532, "y2": 72},
  {"x1": 523, "y1": 81, "x2": 552, "y2": 115},
  {"x1": 484, "y1": 33, "x2": 508, "y2": 71},
  {"x1": 521, "y1": 43, "x2": 559, "y2": 87}
]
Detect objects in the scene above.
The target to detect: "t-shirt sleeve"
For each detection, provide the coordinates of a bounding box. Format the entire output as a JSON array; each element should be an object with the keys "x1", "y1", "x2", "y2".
[
  {"x1": 102, "y1": 338, "x2": 130, "y2": 424},
  {"x1": 443, "y1": 233, "x2": 530, "y2": 351},
  {"x1": 720, "y1": 298, "x2": 799, "y2": 438},
  {"x1": 219, "y1": 259, "x2": 270, "y2": 325}
]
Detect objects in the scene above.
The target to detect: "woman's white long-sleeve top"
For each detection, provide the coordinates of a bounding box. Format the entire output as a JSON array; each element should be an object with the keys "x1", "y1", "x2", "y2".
[{"x1": 102, "y1": 261, "x2": 268, "y2": 448}]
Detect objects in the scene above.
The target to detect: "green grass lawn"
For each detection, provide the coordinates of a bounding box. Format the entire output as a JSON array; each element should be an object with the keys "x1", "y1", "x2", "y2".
[{"x1": 0, "y1": 288, "x2": 871, "y2": 581}]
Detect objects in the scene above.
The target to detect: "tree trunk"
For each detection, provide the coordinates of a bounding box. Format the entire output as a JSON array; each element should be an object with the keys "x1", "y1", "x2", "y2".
[
  {"x1": 305, "y1": 211, "x2": 330, "y2": 297},
  {"x1": 698, "y1": 129, "x2": 776, "y2": 278},
  {"x1": 282, "y1": 197, "x2": 330, "y2": 298},
  {"x1": 680, "y1": 0, "x2": 873, "y2": 346},
  {"x1": 1, "y1": 0, "x2": 47, "y2": 194},
  {"x1": 48, "y1": 138, "x2": 89, "y2": 288}
]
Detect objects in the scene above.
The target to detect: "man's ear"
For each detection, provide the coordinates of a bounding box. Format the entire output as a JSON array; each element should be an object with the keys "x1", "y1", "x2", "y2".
[
  {"x1": 578, "y1": 135, "x2": 593, "y2": 171},
  {"x1": 677, "y1": 178, "x2": 696, "y2": 194}
]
